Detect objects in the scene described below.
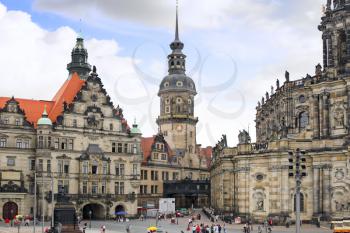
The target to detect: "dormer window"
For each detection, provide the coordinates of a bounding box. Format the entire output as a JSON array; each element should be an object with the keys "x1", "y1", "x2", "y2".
[
  {"x1": 176, "y1": 81, "x2": 183, "y2": 87},
  {"x1": 164, "y1": 82, "x2": 169, "y2": 87}
]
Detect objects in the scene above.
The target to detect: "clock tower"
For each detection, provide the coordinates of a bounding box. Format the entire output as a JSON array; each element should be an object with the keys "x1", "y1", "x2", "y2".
[{"x1": 156, "y1": 4, "x2": 199, "y2": 172}]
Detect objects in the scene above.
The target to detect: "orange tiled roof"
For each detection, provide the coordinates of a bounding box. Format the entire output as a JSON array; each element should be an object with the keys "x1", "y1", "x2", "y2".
[
  {"x1": 49, "y1": 72, "x2": 85, "y2": 122},
  {"x1": 0, "y1": 72, "x2": 85, "y2": 127},
  {"x1": 141, "y1": 136, "x2": 155, "y2": 162},
  {"x1": 200, "y1": 146, "x2": 212, "y2": 168},
  {"x1": 0, "y1": 98, "x2": 54, "y2": 127}
]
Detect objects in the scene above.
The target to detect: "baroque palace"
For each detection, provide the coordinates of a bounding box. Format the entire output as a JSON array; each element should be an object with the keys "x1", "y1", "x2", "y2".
[
  {"x1": 211, "y1": 0, "x2": 350, "y2": 223},
  {"x1": 0, "y1": 6, "x2": 210, "y2": 220}
]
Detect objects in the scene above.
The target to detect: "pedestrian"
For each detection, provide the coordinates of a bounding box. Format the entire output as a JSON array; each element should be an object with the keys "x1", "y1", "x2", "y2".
[
  {"x1": 100, "y1": 225, "x2": 106, "y2": 233},
  {"x1": 218, "y1": 224, "x2": 221, "y2": 233},
  {"x1": 25, "y1": 218, "x2": 30, "y2": 226},
  {"x1": 82, "y1": 223, "x2": 87, "y2": 233},
  {"x1": 126, "y1": 224, "x2": 131, "y2": 233},
  {"x1": 192, "y1": 225, "x2": 196, "y2": 233}
]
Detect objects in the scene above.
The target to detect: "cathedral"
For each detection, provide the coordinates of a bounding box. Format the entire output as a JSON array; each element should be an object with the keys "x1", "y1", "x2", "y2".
[
  {"x1": 0, "y1": 5, "x2": 210, "y2": 220},
  {"x1": 211, "y1": 0, "x2": 350, "y2": 223}
]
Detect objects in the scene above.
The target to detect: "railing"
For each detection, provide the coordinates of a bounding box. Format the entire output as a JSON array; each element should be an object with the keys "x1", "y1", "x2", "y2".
[
  {"x1": 163, "y1": 180, "x2": 210, "y2": 196},
  {"x1": 251, "y1": 143, "x2": 268, "y2": 151}
]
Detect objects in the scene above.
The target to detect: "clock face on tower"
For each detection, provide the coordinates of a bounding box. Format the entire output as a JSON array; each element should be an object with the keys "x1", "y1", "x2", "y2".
[{"x1": 176, "y1": 125, "x2": 183, "y2": 132}]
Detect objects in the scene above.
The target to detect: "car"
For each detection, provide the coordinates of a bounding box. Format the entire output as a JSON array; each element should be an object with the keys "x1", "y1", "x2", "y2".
[
  {"x1": 178, "y1": 208, "x2": 189, "y2": 216},
  {"x1": 175, "y1": 211, "x2": 184, "y2": 217},
  {"x1": 222, "y1": 216, "x2": 233, "y2": 224}
]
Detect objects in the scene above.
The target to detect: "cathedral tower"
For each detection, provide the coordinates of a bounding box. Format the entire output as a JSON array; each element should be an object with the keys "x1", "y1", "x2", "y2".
[
  {"x1": 67, "y1": 37, "x2": 91, "y2": 79},
  {"x1": 319, "y1": 0, "x2": 350, "y2": 75},
  {"x1": 156, "y1": 3, "x2": 199, "y2": 172}
]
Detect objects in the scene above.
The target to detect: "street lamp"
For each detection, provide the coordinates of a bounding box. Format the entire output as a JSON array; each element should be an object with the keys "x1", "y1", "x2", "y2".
[
  {"x1": 288, "y1": 148, "x2": 307, "y2": 233},
  {"x1": 89, "y1": 210, "x2": 92, "y2": 229}
]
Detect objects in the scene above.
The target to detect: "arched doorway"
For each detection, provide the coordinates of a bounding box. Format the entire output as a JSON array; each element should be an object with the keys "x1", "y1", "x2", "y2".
[
  {"x1": 3, "y1": 202, "x2": 18, "y2": 219},
  {"x1": 82, "y1": 203, "x2": 105, "y2": 220},
  {"x1": 115, "y1": 205, "x2": 126, "y2": 216}
]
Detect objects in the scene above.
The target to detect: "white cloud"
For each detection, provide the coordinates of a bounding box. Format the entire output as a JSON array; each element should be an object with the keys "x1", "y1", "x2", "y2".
[{"x1": 0, "y1": 0, "x2": 328, "y2": 147}]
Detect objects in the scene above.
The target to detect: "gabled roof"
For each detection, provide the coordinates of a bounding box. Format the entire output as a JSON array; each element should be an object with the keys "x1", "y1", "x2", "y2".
[
  {"x1": 141, "y1": 136, "x2": 155, "y2": 162},
  {"x1": 199, "y1": 146, "x2": 212, "y2": 168},
  {"x1": 0, "y1": 72, "x2": 85, "y2": 127},
  {"x1": 49, "y1": 72, "x2": 85, "y2": 122}
]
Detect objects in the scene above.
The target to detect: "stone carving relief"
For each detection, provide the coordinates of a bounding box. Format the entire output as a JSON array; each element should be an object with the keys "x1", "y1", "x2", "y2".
[
  {"x1": 332, "y1": 190, "x2": 350, "y2": 212},
  {"x1": 332, "y1": 101, "x2": 346, "y2": 129},
  {"x1": 253, "y1": 191, "x2": 266, "y2": 211}
]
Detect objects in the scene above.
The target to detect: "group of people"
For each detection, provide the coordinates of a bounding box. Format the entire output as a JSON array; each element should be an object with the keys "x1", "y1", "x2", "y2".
[{"x1": 188, "y1": 223, "x2": 226, "y2": 233}]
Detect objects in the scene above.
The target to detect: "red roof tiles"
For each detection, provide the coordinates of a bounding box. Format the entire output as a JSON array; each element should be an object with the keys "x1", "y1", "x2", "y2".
[{"x1": 0, "y1": 72, "x2": 85, "y2": 127}]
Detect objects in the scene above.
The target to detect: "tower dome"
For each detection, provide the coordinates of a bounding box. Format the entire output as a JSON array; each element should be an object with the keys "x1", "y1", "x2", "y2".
[
  {"x1": 37, "y1": 106, "x2": 52, "y2": 126},
  {"x1": 158, "y1": 2, "x2": 196, "y2": 96},
  {"x1": 130, "y1": 119, "x2": 142, "y2": 135}
]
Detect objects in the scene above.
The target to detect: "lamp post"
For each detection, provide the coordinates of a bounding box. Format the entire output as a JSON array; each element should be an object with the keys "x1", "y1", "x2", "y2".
[
  {"x1": 33, "y1": 170, "x2": 37, "y2": 233},
  {"x1": 288, "y1": 148, "x2": 307, "y2": 233},
  {"x1": 89, "y1": 210, "x2": 92, "y2": 229}
]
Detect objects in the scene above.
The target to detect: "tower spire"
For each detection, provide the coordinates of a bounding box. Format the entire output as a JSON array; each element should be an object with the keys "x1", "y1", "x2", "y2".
[{"x1": 175, "y1": 0, "x2": 179, "y2": 41}]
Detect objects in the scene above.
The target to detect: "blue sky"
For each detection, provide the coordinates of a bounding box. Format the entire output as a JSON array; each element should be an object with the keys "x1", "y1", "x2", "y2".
[{"x1": 0, "y1": 0, "x2": 324, "y2": 146}]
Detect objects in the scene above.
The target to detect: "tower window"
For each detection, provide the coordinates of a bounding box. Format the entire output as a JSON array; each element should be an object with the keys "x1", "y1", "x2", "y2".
[
  {"x1": 176, "y1": 81, "x2": 183, "y2": 87},
  {"x1": 176, "y1": 97, "x2": 182, "y2": 103},
  {"x1": 165, "y1": 106, "x2": 170, "y2": 113},
  {"x1": 164, "y1": 82, "x2": 169, "y2": 87},
  {"x1": 165, "y1": 98, "x2": 170, "y2": 104},
  {"x1": 188, "y1": 99, "x2": 192, "y2": 104}
]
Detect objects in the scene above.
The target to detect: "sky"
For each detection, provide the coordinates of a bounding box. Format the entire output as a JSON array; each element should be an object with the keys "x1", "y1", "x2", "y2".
[{"x1": 0, "y1": 0, "x2": 325, "y2": 147}]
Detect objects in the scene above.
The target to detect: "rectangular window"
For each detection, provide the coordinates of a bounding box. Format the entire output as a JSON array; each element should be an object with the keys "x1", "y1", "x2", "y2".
[
  {"x1": 38, "y1": 159, "x2": 43, "y2": 172},
  {"x1": 82, "y1": 181, "x2": 88, "y2": 194},
  {"x1": 54, "y1": 138, "x2": 59, "y2": 149},
  {"x1": 154, "y1": 153, "x2": 158, "y2": 160},
  {"x1": 161, "y1": 154, "x2": 167, "y2": 160},
  {"x1": 143, "y1": 185, "x2": 148, "y2": 194},
  {"x1": 30, "y1": 159, "x2": 36, "y2": 171},
  {"x1": 190, "y1": 131, "x2": 193, "y2": 138},
  {"x1": 58, "y1": 160, "x2": 63, "y2": 174},
  {"x1": 124, "y1": 143, "x2": 128, "y2": 153},
  {"x1": 48, "y1": 137, "x2": 51, "y2": 148},
  {"x1": 120, "y1": 164, "x2": 125, "y2": 176},
  {"x1": 82, "y1": 161, "x2": 88, "y2": 174},
  {"x1": 110, "y1": 123, "x2": 113, "y2": 131},
  {"x1": 64, "y1": 161, "x2": 69, "y2": 174},
  {"x1": 115, "y1": 182, "x2": 124, "y2": 194},
  {"x1": 92, "y1": 161, "x2": 98, "y2": 174},
  {"x1": 16, "y1": 139, "x2": 22, "y2": 148},
  {"x1": 4, "y1": 117, "x2": 9, "y2": 124},
  {"x1": 151, "y1": 171, "x2": 158, "y2": 181},
  {"x1": 101, "y1": 181, "x2": 106, "y2": 194},
  {"x1": 7, "y1": 157, "x2": 15, "y2": 166},
  {"x1": 144, "y1": 170, "x2": 148, "y2": 180},
  {"x1": 73, "y1": 119, "x2": 77, "y2": 128},
  {"x1": 117, "y1": 143, "x2": 123, "y2": 153},
  {"x1": 162, "y1": 171, "x2": 169, "y2": 181},
  {"x1": 173, "y1": 172, "x2": 179, "y2": 180},
  {"x1": 92, "y1": 181, "x2": 98, "y2": 194},
  {"x1": 102, "y1": 162, "x2": 108, "y2": 175},
  {"x1": 64, "y1": 180, "x2": 69, "y2": 193},
  {"x1": 120, "y1": 182, "x2": 124, "y2": 194},
  {"x1": 0, "y1": 138, "x2": 7, "y2": 147},
  {"x1": 61, "y1": 138, "x2": 67, "y2": 150},
  {"x1": 38, "y1": 136, "x2": 44, "y2": 148},
  {"x1": 112, "y1": 142, "x2": 116, "y2": 153},
  {"x1": 133, "y1": 164, "x2": 138, "y2": 176},
  {"x1": 22, "y1": 139, "x2": 29, "y2": 149},
  {"x1": 47, "y1": 160, "x2": 51, "y2": 173},
  {"x1": 68, "y1": 139, "x2": 73, "y2": 150}
]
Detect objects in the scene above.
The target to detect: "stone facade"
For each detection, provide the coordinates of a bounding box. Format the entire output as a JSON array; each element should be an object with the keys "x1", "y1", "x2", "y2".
[
  {"x1": 0, "y1": 38, "x2": 142, "y2": 220},
  {"x1": 210, "y1": 1, "x2": 350, "y2": 222}
]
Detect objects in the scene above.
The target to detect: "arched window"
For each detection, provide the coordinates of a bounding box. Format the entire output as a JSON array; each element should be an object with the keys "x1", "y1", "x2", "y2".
[
  {"x1": 299, "y1": 112, "x2": 308, "y2": 129},
  {"x1": 294, "y1": 193, "x2": 305, "y2": 212}
]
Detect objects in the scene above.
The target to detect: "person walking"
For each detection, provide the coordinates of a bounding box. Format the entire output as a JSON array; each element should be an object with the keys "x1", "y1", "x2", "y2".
[{"x1": 82, "y1": 223, "x2": 87, "y2": 233}]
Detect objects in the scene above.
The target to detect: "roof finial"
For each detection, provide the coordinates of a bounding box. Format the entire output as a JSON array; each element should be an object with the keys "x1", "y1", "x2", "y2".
[
  {"x1": 175, "y1": 0, "x2": 179, "y2": 41},
  {"x1": 43, "y1": 105, "x2": 48, "y2": 117}
]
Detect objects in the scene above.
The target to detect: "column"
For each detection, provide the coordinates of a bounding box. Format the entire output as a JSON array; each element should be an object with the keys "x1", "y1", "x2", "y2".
[
  {"x1": 313, "y1": 95, "x2": 320, "y2": 139},
  {"x1": 322, "y1": 93, "x2": 330, "y2": 137},
  {"x1": 312, "y1": 167, "x2": 320, "y2": 215},
  {"x1": 322, "y1": 166, "x2": 332, "y2": 215},
  {"x1": 323, "y1": 36, "x2": 328, "y2": 68},
  {"x1": 319, "y1": 94, "x2": 324, "y2": 137}
]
